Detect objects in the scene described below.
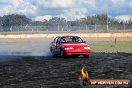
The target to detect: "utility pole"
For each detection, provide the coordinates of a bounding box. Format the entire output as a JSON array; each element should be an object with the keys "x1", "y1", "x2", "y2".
[
  {"x1": 106, "y1": 14, "x2": 108, "y2": 32},
  {"x1": 10, "y1": 25, "x2": 12, "y2": 32},
  {"x1": 86, "y1": 25, "x2": 87, "y2": 30},
  {"x1": 123, "y1": 22, "x2": 126, "y2": 32},
  {"x1": 94, "y1": 24, "x2": 96, "y2": 32},
  {"x1": 58, "y1": 24, "x2": 59, "y2": 31},
  {"x1": 57, "y1": 24, "x2": 59, "y2": 34},
  {"x1": 67, "y1": 25, "x2": 69, "y2": 31},
  {"x1": 106, "y1": 1, "x2": 109, "y2": 32}
]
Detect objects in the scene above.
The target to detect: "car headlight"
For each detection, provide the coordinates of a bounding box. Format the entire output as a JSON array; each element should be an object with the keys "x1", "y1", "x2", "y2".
[
  {"x1": 84, "y1": 47, "x2": 90, "y2": 49},
  {"x1": 65, "y1": 47, "x2": 73, "y2": 50}
]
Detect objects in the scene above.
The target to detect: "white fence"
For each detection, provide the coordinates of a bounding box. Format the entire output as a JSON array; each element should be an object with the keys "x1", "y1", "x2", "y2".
[{"x1": 0, "y1": 25, "x2": 132, "y2": 34}]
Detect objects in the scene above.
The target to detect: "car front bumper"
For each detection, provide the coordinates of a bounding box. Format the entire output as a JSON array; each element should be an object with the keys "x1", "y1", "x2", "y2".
[{"x1": 64, "y1": 49, "x2": 91, "y2": 56}]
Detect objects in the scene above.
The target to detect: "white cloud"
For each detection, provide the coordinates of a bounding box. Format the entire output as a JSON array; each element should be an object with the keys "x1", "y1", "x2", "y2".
[
  {"x1": 35, "y1": 0, "x2": 75, "y2": 9},
  {"x1": 128, "y1": 1, "x2": 132, "y2": 8},
  {"x1": 0, "y1": 7, "x2": 10, "y2": 14},
  {"x1": 34, "y1": 0, "x2": 96, "y2": 20},
  {"x1": 59, "y1": 8, "x2": 87, "y2": 20},
  {"x1": 0, "y1": 0, "x2": 132, "y2": 21},
  {"x1": 115, "y1": 15, "x2": 132, "y2": 22},
  {"x1": 0, "y1": 0, "x2": 37, "y2": 17},
  {"x1": 81, "y1": 0, "x2": 96, "y2": 8},
  {"x1": 30, "y1": 0, "x2": 95, "y2": 21},
  {"x1": 34, "y1": 8, "x2": 87, "y2": 21},
  {"x1": 35, "y1": 15, "x2": 52, "y2": 21},
  {"x1": 111, "y1": 0, "x2": 126, "y2": 5},
  {"x1": 51, "y1": 0, "x2": 75, "y2": 8},
  {"x1": 109, "y1": 0, "x2": 129, "y2": 10}
]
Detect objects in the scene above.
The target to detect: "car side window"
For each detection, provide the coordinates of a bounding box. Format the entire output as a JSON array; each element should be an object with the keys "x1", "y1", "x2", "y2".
[
  {"x1": 57, "y1": 37, "x2": 61, "y2": 43},
  {"x1": 61, "y1": 38, "x2": 66, "y2": 43},
  {"x1": 53, "y1": 37, "x2": 58, "y2": 43},
  {"x1": 75, "y1": 37, "x2": 83, "y2": 42}
]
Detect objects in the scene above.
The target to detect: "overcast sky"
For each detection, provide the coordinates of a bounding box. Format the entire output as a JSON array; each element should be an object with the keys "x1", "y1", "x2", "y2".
[{"x1": 0, "y1": 0, "x2": 132, "y2": 21}]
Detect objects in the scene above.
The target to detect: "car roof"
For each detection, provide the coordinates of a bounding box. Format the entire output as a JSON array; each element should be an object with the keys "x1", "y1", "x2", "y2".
[{"x1": 58, "y1": 36, "x2": 80, "y2": 38}]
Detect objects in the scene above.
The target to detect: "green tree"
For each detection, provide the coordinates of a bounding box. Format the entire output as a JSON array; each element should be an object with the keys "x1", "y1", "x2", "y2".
[
  {"x1": 48, "y1": 17, "x2": 67, "y2": 26},
  {"x1": 1, "y1": 14, "x2": 31, "y2": 31}
]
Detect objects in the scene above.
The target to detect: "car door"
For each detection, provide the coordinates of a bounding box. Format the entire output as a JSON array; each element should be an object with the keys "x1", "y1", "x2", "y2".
[
  {"x1": 56, "y1": 37, "x2": 61, "y2": 54},
  {"x1": 50, "y1": 37, "x2": 58, "y2": 53}
]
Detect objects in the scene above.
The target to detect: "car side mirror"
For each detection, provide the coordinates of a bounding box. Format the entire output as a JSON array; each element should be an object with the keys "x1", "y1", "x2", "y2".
[
  {"x1": 57, "y1": 42, "x2": 61, "y2": 44},
  {"x1": 51, "y1": 42, "x2": 54, "y2": 44},
  {"x1": 83, "y1": 41, "x2": 86, "y2": 43}
]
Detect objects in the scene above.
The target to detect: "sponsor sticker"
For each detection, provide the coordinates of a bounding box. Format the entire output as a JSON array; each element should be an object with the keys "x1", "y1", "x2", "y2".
[{"x1": 79, "y1": 66, "x2": 132, "y2": 87}]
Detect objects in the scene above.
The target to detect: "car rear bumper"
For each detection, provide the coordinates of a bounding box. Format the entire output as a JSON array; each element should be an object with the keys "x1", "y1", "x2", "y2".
[{"x1": 64, "y1": 50, "x2": 91, "y2": 56}]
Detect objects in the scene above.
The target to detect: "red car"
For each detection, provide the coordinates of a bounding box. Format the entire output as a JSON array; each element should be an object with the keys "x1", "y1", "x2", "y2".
[{"x1": 50, "y1": 36, "x2": 91, "y2": 57}]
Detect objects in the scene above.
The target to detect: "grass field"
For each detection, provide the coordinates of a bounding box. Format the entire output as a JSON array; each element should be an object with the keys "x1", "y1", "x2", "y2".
[
  {"x1": 0, "y1": 37, "x2": 132, "y2": 53},
  {"x1": 88, "y1": 41, "x2": 132, "y2": 53},
  {"x1": 82, "y1": 37, "x2": 132, "y2": 53}
]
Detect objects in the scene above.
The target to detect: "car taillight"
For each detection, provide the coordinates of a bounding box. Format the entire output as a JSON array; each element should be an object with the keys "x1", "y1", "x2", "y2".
[
  {"x1": 64, "y1": 47, "x2": 73, "y2": 50},
  {"x1": 84, "y1": 47, "x2": 90, "y2": 50}
]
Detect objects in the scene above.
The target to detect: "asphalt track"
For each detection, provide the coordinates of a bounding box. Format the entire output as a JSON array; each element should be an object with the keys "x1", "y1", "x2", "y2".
[{"x1": 0, "y1": 52, "x2": 132, "y2": 88}]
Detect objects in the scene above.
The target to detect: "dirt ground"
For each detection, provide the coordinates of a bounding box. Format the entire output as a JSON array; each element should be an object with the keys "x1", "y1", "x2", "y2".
[
  {"x1": 0, "y1": 52, "x2": 132, "y2": 88},
  {"x1": 0, "y1": 37, "x2": 132, "y2": 88}
]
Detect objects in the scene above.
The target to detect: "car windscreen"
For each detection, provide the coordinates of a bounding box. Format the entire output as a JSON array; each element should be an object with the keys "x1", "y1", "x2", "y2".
[{"x1": 61, "y1": 37, "x2": 83, "y2": 43}]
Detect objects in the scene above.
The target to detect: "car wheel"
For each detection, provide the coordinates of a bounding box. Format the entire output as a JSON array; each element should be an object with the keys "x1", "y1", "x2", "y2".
[
  {"x1": 60, "y1": 50, "x2": 65, "y2": 57},
  {"x1": 50, "y1": 48, "x2": 56, "y2": 57},
  {"x1": 83, "y1": 55, "x2": 89, "y2": 58}
]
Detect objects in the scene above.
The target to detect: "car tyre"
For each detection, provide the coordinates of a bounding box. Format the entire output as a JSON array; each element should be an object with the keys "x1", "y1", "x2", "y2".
[
  {"x1": 83, "y1": 55, "x2": 89, "y2": 58},
  {"x1": 60, "y1": 50, "x2": 65, "y2": 57},
  {"x1": 50, "y1": 48, "x2": 56, "y2": 57}
]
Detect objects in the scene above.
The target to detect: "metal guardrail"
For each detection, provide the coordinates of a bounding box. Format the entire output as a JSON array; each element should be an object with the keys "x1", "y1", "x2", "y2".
[{"x1": 0, "y1": 25, "x2": 132, "y2": 34}]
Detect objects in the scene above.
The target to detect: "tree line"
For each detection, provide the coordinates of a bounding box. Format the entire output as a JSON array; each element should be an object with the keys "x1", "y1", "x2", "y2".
[{"x1": 0, "y1": 14, "x2": 132, "y2": 31}]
